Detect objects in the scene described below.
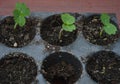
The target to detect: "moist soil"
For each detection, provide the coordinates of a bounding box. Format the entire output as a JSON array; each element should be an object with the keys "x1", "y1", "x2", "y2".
[
  {"x1": 0, "y1": 52, "x2": 37, "y2": 84},
  {"x1": 82, "y1": 15, "x2": 120, "y2": 45},
  {"x1": 40, "y1": 14, "x2": 77, "y2": 46},
  {"x1": 86, "y1": 51, "x2": 120, "y2": 84},
  {"x1": 41, "y1": 52, "x2": 82, "y2": 84},
  {"x1": 0, "y1": 16, "x2": 36, "y2": 48}
]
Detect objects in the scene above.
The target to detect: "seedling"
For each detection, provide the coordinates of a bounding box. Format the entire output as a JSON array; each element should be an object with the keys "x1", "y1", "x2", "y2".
[
  {"x1": 59, "y1": 13, "x2": 76, "y2": 39},
  {"x1": 13, "y1": 2, "x2": 30, "y2": 29},
  {"x1": 100, "y1": 13, "x2": 117, "y2": 36}
]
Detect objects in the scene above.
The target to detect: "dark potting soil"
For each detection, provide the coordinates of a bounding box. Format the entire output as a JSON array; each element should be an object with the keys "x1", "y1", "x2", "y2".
[
  {"x1": 0, "y1": 16, "x2": 36, "y2": 48},
  {"x1": 0, "y1": 52, "x2": 37, "y2": 84},
  {"x1": 41, "y1": 52, "x2": 82, "y2": 84},
  {"x1": 40, "y1": 14, "x2": 78, "y2": 46},
  {"x1": 86, "y1": 51, "x2": 120, "y2": 84},
  {"x1": 82, "y1": 15, "x2": 120, "y2": 46}
]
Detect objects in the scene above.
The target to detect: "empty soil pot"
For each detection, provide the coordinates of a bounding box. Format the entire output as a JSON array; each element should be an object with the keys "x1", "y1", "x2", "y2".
[
  {"x1": 0, "y1": 16, "x2": 36, "y2": 48},
  {"x1": 41, "y1": 52, "x2": 82, "y2": 84},
  {"x1": 0, "y1": 52, "x2": 38, "y2": 84},
  {"x1": 86, "y1": 50, "x2": 120, "y2": 84},
  {"x1": 40, "y1": 14, "x2": 78, "y2": 46},
  {"x1": 82, "y1": 14, "x2": 120, "y2": 46}
]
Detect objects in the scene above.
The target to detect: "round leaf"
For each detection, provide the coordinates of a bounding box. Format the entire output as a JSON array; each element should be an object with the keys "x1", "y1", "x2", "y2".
[
  {"x1": 100, "y1": 13, "x2": 110, "y2": 25},
  {"x1": 61, "y1": 13, "x2": 75, "y2": 25},
  {"x1": 15, "y1": 15, "x2": 26, "y2": 27},
  {"x1": 13, "y1": 9, "x2": 21, "y2": 19},
  {"x1": 15, "y1": 2, "x2": 30, "y2": 16},
  {"x1": 103, "y1": 24, "x2": 117, "y2": 35},
  {"x1": 62, "y1": 24, "x2": 76, "y2": 32}
]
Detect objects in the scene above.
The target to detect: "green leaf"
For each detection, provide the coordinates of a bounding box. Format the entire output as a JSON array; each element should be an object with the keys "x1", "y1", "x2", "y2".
[
  {"x1": 16, "y1": 2, "x2": 23, "y2": 10},
  {"x1": 103, "y1": 24, "x2": 117, "y2": 35},
  {"x1": 15, "y1": 15, "x2": 26, "y2": 27},
  {"x1": 61, "y1": 13, "x2": 75, "y2": 25},
  {"x1": 13, "y1": 2, "x2": 30, "y2": 28},
  {"x1": 13, "y1": 9, "x2": 21, "y2": 19},
  {"x1": 15, "y1": 2, "x2": 30, "y2": 16},
  {"x1": 62, "y1": 24, "x2": 76, "y2": 32},
  {"x1": 100, "y1": 13, "x2": 110, "y2": 25},
  {"x1": 22, "y1": 7, "x2": 30, "y2": 16}
]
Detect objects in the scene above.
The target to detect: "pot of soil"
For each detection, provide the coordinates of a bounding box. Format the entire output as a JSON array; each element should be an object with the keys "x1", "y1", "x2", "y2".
[
  {"x1": 40, "y1": 13, "x2": 78, "y2": 46},
  {"x1": 82, "y1": 14, "x2": 120, "y2": 46},
  {"x1": 41, "y1": 52, "x2": 82, "y2": 84},
  {"x1": 0, "y1": 52, "x2": 38, "y2": 84},
  {"x1": 86, "y1": 50, "x2": 120, "y2": 84},
  {"x1": 0, "y1": 16, "x2": 36, "y2": 48}
]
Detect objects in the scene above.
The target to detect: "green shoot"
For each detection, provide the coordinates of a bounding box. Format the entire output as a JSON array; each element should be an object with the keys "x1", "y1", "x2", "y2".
[
  {"x1": 13, "y1": 2, "x2": 30, "y2": 29},
  {"x1": 100, "y1": 13, "x2": 117, "y2": 35},
  {"x1": 61, "y1": 13, "x2": 76, "y2": 32},
  {"x1": 58, "y1": 13, "x2": 76, "y2": 39}
]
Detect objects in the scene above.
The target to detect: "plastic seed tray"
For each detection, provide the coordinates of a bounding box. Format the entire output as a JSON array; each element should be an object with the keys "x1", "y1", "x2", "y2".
[{"x1": 0, "y1": 12, "x2": 120, "y2": 84}]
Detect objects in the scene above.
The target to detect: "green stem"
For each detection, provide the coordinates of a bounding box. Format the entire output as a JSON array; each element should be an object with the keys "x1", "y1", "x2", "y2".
[
  {"x1": 100, "y1": 28, "x2": 103, "y2": 37},
  {"x1": 14, "y1": 23, "x2": 17, "y2": 29},
  {"x1": 59, "y1": 29, "x2": 63, "y2": 40}
]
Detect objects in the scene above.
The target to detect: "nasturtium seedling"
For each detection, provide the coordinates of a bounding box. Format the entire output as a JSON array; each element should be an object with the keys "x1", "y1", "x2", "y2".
[
  {"x1": 61, "y1": 13, "x2": 76, "y2": 32},
  {"x1": 13, "y1": 2, "x2": 30, "y2": 29},
  {"x1": 100, "y1": 13, "x2": 117, "y2": 35}
]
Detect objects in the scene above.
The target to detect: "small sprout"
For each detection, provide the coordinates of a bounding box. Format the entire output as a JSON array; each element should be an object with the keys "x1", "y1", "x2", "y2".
[
  {"x1": 101, "y1": 66, "x2": 106, "y2": 74},
  {"x1": 13, "y1": 2, "x2": 30, "y2": 29},
  {"x1": 61, "y1": 13, "x2": 76, "y2": 32},
  {"x1": 100, "y1": 13, "x2": 117, "y2": 35},
  {"x1": 58, "y1": 13, "x2": 76, "y2": 39}
]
